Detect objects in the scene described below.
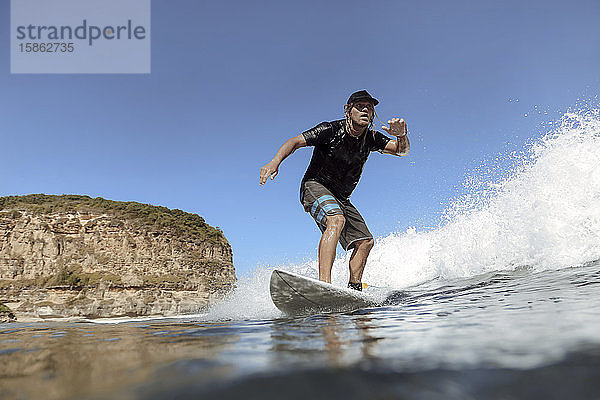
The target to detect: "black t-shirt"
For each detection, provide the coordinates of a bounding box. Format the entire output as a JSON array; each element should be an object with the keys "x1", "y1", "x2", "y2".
[{"x1": 301, "y1": 119, "x2": 391, "y2": 199}]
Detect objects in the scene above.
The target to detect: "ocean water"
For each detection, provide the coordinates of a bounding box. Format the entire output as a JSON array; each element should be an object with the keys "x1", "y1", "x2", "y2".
[{"x1": 2, "y1": 109, "x2": 600, "y2": 399}]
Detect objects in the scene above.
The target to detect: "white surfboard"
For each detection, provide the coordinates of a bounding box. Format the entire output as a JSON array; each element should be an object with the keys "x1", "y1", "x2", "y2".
[{"x1": 269, "y1": 269, "x2": 379, "y2": 316}]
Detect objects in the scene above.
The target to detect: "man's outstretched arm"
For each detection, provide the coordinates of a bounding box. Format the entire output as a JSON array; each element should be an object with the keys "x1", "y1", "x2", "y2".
[
  {"x1": 259, "y1": 134, "x2": 307, "y2": 185},
  {"x1": 382, "y1": 117, "x2": 410, "y2": 156}
]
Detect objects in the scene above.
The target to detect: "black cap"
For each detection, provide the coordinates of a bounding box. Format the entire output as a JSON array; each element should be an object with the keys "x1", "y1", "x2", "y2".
[{"x1": 347, "y1": 90, "x2": 379, "y2": 106}]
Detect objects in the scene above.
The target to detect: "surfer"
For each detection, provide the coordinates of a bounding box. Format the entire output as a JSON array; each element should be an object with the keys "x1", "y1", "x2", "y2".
[{"x1": 259, "y1": 90, "x2": 409, "y2": 290}]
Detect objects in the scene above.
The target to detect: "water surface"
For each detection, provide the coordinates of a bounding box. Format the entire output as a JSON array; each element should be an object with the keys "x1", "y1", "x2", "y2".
[{"x1": 2, "y1": 261, "x2": 599, "y2": 399}]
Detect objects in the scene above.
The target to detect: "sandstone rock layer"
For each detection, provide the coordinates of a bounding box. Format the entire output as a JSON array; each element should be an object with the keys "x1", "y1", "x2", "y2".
[{"x1": 0, "y1": 195, "x2": 236, "y2": 319}]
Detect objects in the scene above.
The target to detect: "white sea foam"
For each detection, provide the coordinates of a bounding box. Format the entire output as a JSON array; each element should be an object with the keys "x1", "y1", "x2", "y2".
[
  {"x1": 364, "y1": 108, "x2": 600, "y2": 287},
  {"x1": 202, "y1": 261, "x2": 316, "y2": 320},
  {"x1": 205, "y1": 109, "x2": 600, "y2": 320}
]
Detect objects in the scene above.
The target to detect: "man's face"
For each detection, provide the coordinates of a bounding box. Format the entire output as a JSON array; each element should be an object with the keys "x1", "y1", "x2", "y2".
[{"x1": 349, "y1": 101, "x2": 374, "y2": 128}]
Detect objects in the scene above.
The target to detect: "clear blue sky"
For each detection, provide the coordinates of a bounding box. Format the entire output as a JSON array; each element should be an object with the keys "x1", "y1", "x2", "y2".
[{"x1": 1, "y1": 0, "x2": 599, "y2": 274}]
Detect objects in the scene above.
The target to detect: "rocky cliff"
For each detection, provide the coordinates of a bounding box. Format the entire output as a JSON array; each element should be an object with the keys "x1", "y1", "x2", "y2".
[{"x1": 0, "y1": 194, "x2": 236, "y2": 320}]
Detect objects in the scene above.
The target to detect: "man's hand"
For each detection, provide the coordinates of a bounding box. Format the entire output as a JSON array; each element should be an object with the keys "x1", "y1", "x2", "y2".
[
  {"x1": 381, "y1": 118, "x2": 407, "y2": 137},
  {"x1": 259, "y1": 134, "x2": 306, "y2": 186},
  {"x1": 259, "y1": 161, "x2": 279, "y2": 185},
  {"x1": 381, "y1": 117, "x2": 410, "y2": 156}
]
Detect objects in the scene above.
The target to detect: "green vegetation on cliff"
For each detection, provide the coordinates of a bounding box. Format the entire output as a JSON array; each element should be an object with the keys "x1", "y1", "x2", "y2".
[
  {"x1": 0, "y1": 194, "x2": 227, "y2": 245},
  {"x1": 0, "y1": 302, "x2": 12, "y2": 314},
  {"x1": 0, "y1": 302, "x2": 16, "y2": 322}
]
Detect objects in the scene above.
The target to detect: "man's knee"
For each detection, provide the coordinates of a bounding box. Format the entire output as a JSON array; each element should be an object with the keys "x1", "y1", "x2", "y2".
[
  {"x1": 325, "y1": 214, "x2": 345, "y2": 231},
  {"x1": 355, "y1": 238, "x2": 374, "y2": 252}
]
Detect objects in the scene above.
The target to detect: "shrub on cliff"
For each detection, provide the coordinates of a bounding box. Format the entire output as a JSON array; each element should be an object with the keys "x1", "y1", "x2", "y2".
[
  {"x1": 0, "y1": 194, "x2": 226, "y2": 244},
  {"x1": 0, "y1": 302, "x2": 16, "y2": 322}
]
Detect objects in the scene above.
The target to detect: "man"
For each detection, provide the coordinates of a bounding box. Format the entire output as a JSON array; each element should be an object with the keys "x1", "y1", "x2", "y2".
[{"x1": 259, "y1": 90, "x2": 409, "y2": 290}]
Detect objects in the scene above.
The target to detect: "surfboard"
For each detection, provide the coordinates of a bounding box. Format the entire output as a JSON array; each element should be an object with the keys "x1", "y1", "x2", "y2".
[{"x1": 269, "y1": 269, "x2": 380, "y2": 316}]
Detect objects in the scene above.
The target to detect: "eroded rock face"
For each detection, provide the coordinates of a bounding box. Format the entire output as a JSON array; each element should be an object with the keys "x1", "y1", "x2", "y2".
[{"x1": 0, "y1": 210, "x2": 236, "y2": 319}]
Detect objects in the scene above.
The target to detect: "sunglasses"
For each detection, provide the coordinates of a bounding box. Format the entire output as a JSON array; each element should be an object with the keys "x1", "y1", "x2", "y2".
[{"x1": 352, "y1": 101, "x2": 374, "y2": 111}]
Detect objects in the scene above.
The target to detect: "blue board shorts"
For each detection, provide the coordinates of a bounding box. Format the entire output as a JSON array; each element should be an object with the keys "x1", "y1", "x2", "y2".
[{"x1": 300, "y1": 180, "x2": 373, "y2": 251}]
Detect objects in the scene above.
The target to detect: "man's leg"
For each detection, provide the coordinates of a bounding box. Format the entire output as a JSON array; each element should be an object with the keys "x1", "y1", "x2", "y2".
[
  {"x1": 348, "y1": 238, "x2": 374, "y2": 284},
  {"x1": 318, "y1": 214, "x2": 345, "y2": 283}
]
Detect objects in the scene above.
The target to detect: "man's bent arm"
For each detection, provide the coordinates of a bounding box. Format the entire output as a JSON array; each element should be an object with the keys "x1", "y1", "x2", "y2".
[
  {"x1": 383, "y1": 134, "x2": 410, "y2": 156},
  {"x1": 259, "y1": 134, "x2": 307, "y2": 185}
]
